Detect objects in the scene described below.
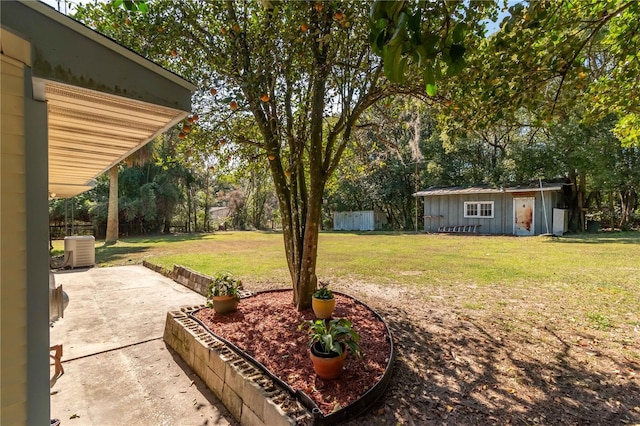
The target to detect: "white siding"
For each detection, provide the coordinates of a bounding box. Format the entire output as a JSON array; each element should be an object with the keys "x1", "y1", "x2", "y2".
[{"x1": 1, "y1": 53, "x2": 28, "y2": 425}]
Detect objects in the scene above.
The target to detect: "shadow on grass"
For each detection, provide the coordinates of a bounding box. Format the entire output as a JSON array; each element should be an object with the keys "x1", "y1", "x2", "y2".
[
  {"x1": 554, "y1": 231, "x2": 640, "y2": 245},
  {"x1": 345, "y1": 305, "x2": 640, "y2": 425},
  {"x1": 95, "y1": 245, "x2": 150, "y2": 264},
  {"x1": 108, "y1": 233, "x2": 216, "y2": 245},
  {"x1": 321, "y1": 230, "x2": 422, "y2": 236}
]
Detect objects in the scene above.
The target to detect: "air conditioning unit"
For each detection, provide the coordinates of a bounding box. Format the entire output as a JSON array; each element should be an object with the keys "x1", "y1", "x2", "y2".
[{"x1": 64, "y1": 236, "x2": 95, "y2": 268}]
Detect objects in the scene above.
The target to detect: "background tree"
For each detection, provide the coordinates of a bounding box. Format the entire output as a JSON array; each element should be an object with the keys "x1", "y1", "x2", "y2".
[
  {"x1": 49, "y1": 193, "x2": 94, "y2": 239},
  {"x1": 75, "y1": 0, "x2": 494, "y2": 309},
  {"x1": 432, "y1": 0, "x2": 640, "y2": 231},
  {"x1": 154, "y1": 134, "x2": 191, "y2": 233},
  {"x1": 232, "y1": 161, "x2": 277, "y2": 230},
  {"x1": 326, "y1": 98, "x2": 439, "y2": 230},
  {"x1": 547, "y1": 114, "x2": 640, "y2": 230},
  {"x1": 86, "y1": 136, "x2": 189, "y2": 237},
  {"x1": 433, "y1": 1, "x2": 640, "y2": 128},
  {"x1": 103, "y1": 140, "x2": 155, "y2": 243}
]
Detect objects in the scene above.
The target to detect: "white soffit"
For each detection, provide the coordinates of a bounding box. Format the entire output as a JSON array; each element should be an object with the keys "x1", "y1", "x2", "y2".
[{"x1": 45, "y1": 80, "x2": 186, "y2": 198}]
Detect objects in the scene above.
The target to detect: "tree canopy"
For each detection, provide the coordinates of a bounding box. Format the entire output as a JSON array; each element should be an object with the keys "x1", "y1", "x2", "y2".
[
  {"x1": 71, "y1": 0, "x2": 640, "y2": 308},
  {"x1": 435, "y1": 1, "x2": 640, "y2": 139}
]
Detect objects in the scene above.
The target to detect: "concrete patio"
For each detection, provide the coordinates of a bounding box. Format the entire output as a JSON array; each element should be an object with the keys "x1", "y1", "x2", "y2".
[{"x1": 50, "y1": 265, "x2": 238, "y2": 426}]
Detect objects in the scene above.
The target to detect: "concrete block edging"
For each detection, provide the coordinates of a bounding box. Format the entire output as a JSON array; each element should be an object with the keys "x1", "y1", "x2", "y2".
[
  {"x1": 143, "y1": 261, "x2": 210, "y2": 296},
  {"x1": 163, "y1": 306, "x2": 314, "y2": 426}
]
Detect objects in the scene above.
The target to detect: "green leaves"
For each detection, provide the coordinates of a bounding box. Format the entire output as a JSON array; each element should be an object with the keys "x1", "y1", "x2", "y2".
[
  {"x1": 112, "y1": 0, "x2": 148, "y2": 13},
  {"x1": 449, "y1": 44, "x2": 466, "y2": 63},
  {"x1": 369, "y1": 0, "x2": 484, "y2": 95},
  {"x1": 382, "y1": 43, "x2": 407, "y2": 83},
  {"x1": 369, "y1": 17, "x2": 390, "y2": 55},
  {"x1": 452, "y1": 22, "x2": 468, "y2": 44},
  {"x1": 299, "y1": 318, "x2": 362, "y2": 358},
  {"x1": 613, "y1": 114, "x2": 640, "y2": 147},
  {"x1": 207, "y1": 272, "x2": 242, "y2": 298},
  {"x1": 424, "y1": 64, "x2": 436, "y2": 96},
  {"x1": 371, "y1": 2, "x2": 411, "y2": 84}
]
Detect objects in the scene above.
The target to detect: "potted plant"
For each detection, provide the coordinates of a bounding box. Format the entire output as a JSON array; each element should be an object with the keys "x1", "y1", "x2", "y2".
[
  {"x1": 206, "y1": 272, "x2": 242, "y2": 314},
  {"x1": 298, "y1": 318, "x2": 362, "y2": 380},
  {"x1": 312, "y1": 281, "x2": 335, "y2": 319}
]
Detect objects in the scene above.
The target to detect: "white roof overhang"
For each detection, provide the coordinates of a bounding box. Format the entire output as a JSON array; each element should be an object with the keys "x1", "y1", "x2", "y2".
[{"x1": 42, "y1": 80, "x2": 186, "y2": 198}]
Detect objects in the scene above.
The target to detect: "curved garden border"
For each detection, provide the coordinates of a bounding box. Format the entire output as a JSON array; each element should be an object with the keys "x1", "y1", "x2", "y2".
[
  {"x1": 189, "y1": 289, "x2": 395, "y2": 425},
  {"x1": 152, "y1": 262, "x2": 395, "y2": 424}
]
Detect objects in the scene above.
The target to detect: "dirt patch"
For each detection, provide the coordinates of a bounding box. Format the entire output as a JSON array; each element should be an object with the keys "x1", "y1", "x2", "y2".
[
  {"x1": 215, "y1": 280, "x2": 640, "y2": 425},
  {"x1": 339, "y1": 284, "x2": 640, "y2": 425}
]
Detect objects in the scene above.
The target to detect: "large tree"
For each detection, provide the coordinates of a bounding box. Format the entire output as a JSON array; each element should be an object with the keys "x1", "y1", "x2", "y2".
[{"x1": 77, "y1": 0, "x2": 491, "y2": 309}]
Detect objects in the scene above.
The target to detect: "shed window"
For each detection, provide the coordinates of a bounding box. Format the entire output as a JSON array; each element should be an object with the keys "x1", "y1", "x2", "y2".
[{"x1": 464, "y1": 201, "x2": 494, "y2": 218}]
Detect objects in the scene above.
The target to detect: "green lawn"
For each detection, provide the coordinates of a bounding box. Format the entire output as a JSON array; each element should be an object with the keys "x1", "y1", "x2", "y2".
[
  {"x1": 52, "y1": 231, "x2": 640, "y2": 336},
  {"x1": 51, "y1": 231, "x2": 640, "y2": 422}
]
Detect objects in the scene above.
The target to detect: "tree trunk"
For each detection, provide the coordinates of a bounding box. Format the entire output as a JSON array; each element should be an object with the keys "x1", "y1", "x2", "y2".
[
  {"x1": 578, "y1": 172, "x2": 586, "y2": 231},
  {"x1": 186, "y1": 188, "x2": 192, "y2": 233},
  {"x1": 608, "y1": 191, "x2": 616, "y2": 230},
  {"x1": 619, "y1": 190, "x2": 637, "y2": 230},
  {"x1": 277, "y1": 178, "x2": 326, "y2": 311},
  {"x1": 298, "y1": 190, "x2": 324, "y2": 309},
  {"x1": 567, "y1": 169, "x2": 587, "y2": 232},
  {"x1": 204, "y1": 196, "x2": 210, "y2": 232},
  {"x1": 105, "y1": 165, "x2": 119, "y2": 244},
  {"x1": 192, "y1": 186, "x2": 198, "y2": 232}
]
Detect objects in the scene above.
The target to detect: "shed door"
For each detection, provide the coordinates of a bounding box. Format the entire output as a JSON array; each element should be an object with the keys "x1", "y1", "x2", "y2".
[{"x1": 513, "y1": 197, "x2": 535, "y2": 236}]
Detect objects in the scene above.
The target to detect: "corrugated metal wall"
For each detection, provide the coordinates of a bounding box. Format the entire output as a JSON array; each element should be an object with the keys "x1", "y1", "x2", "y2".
[
  {"x1": 422, "y1": 190, "x2": 564, "y2": 235},
  {"x1": 333, "y1": 210, "x2": 386, "y2": 231}
]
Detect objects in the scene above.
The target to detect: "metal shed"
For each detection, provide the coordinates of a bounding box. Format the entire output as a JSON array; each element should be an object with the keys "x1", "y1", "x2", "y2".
[
  {"x1": 333, "y1": 210, "x2": 387, "y2": 231},
  {"x1": 414, "y1": 184, "x2": 567, "y2": 236}
]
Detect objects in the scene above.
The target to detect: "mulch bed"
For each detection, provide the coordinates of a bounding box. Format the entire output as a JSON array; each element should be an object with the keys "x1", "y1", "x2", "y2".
[{"x1": 193, "y1": 291, "x2": 392, "y2": 415}]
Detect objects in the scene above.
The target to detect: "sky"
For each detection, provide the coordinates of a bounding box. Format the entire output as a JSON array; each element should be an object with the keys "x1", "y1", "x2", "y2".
[
  {"x1": 40, "y1": 0, "x2": 510, "y2": 35},
  {"x1": 40, "y1": 0, "x2": 89, "y2": 14}
]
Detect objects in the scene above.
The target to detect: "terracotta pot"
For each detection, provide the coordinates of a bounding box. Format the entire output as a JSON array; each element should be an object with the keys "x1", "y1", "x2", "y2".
[
  {"x1": 210, "y1": 295, "x2": 239, "y2": 314},
  {"x1": 312, "y1": 296, "x2": 336, "y2": 319},
  {"x1": 310, "y1": 342, "x2": 346, "y2": 380}
]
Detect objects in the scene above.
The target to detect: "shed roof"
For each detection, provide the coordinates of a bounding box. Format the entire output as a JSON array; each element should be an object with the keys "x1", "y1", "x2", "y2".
[
  {"x1": 413, "y1": 183, "x2": 566, "y2": 197},
  {"x1": 1, "y1": 1, "x2": 196, "y2": 198}
]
